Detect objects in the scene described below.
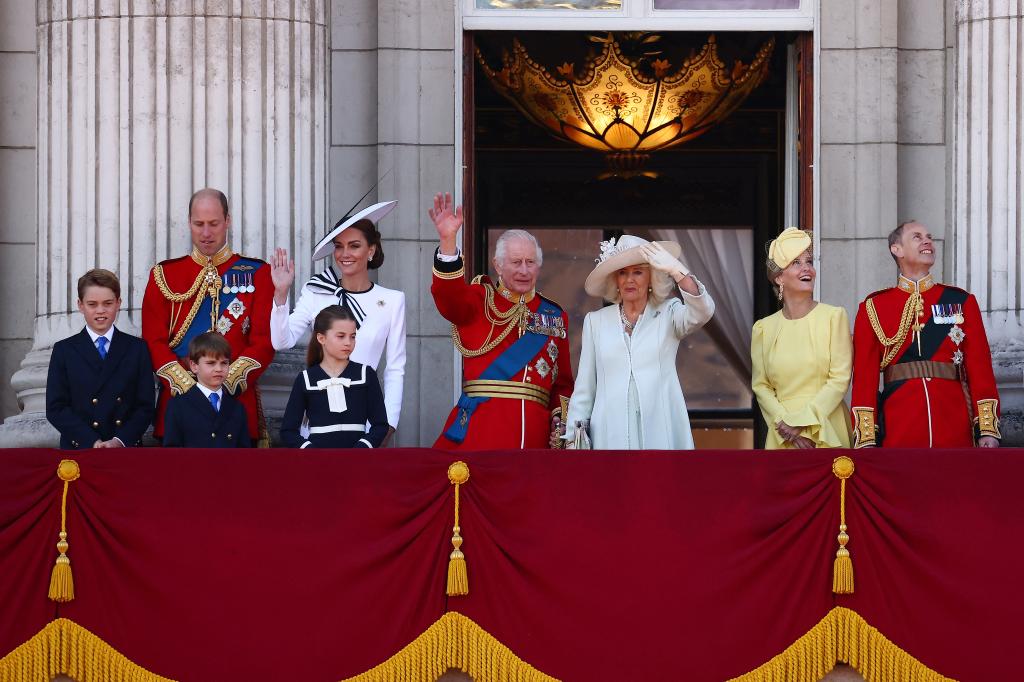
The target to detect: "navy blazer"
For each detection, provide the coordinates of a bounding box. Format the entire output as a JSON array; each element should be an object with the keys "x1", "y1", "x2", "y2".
[
  {"x1": 163, "y1": 386, "x2": 252, "y2": 448},
  {"x1": 46, "y1": 327, "x2": 156, "y2": 449}
]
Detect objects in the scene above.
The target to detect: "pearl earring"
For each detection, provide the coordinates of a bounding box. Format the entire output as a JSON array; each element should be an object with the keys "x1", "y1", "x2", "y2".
[{"x1": 777, "y1": 282, "x2": 784, "y2": 301}]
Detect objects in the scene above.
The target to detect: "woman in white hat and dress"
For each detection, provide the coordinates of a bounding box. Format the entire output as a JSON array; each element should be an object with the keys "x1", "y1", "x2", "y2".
[
  {"x1": 270, "y1": 201, "x2": 407, "y2": 439},
  {"x1": 564, "y1": 235, "x2": 715, "y2": 450},
  {"x1": 750, "y1": 227, "x2": 851, "y2": 449}
]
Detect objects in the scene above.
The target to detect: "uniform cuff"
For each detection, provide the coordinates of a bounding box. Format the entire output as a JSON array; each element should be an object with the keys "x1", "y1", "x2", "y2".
[{"x1": 433, "y1": 248, "x2": 465, "y2": 279}]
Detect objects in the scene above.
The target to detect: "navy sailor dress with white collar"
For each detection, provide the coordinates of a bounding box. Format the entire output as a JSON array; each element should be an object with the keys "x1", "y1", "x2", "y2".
[{"x1": 280, "y1": 362, "x2": 389, "y2": 449}]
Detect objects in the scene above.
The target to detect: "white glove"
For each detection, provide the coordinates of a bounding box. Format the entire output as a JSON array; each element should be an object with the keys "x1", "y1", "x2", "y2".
[{"x1": 640, "y1": 242, "x2": 689, "y2": 279}]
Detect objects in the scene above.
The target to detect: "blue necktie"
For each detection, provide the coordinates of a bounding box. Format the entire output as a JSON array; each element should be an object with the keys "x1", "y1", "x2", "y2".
[
  {"x1": 95, "y1": 336, "x2": 108, "y2": 360},
  {"x1": 209, "y1": 392, "x2": 220, "y2": 412}
]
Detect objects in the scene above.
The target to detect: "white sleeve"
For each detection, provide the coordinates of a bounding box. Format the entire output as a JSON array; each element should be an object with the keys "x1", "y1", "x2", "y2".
[
  {"x1": 564, "y1": 312, "x2": 597, "y2": 441},
  {"x1": 671, "y1": 277, "x2": 716, "y2": 339},
  {"x1": 270, "y1": 288, "x2": 318, "y2": 350},
  {"x1": 381, "y1": 291, "x2": 407, "y2": 428}
]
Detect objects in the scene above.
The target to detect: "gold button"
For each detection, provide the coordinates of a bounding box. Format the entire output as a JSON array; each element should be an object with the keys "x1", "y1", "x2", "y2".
[
  {"x1": 211, "y1": 432, "x2": 216, "y2": 438},
  {"x1": 227, "y1": 434, "x2": 233, "y2": 439},
  {"x1": 91, "y1": 398, "x2": 98, "y2": 405},
  {"x1": 116, "y1": 397, "x2": 122, "y2": 403},
  {"x1": 92, "y1": 421, "x2": 99, "y2": 428},
  {"x1": 115, "y1": 419, "x2": 122, "y2": 426},
  {"x1": 525, "y1": 377, "x2": 532, "y2": 382}
]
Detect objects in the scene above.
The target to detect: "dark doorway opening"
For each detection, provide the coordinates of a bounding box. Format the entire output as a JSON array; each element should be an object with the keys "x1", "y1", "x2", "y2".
[{"x1": 465, "y1": 30, "x2": 810, "y2": 448}]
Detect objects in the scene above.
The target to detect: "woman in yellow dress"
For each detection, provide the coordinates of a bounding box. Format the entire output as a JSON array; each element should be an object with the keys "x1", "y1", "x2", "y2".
[{"x1": 751, "y1": 228, "x2": 852, "y2": 449}]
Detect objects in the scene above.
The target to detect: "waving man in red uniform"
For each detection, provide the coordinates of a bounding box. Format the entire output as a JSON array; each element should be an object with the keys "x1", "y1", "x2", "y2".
[
  {"x1": 429, "y1": 192, "x2": 574, "y2": 450},
  {"x1": 142, "y1": 189, "x2": 276, "y2": 445},
  {"x1": 850, "y1": 221, "x2": 1000, "y2": 448}
]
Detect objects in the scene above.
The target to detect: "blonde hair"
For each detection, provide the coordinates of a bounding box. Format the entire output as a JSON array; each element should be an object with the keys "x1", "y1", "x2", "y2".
[{"x1": 599, "y1": 266, "x2": 676, "y2": 305}]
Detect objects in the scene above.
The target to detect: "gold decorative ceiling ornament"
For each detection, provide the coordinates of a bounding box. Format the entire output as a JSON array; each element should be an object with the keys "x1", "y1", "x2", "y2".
[{"x1": 477, "y1": 33, "x2": 775, "y2": 175}]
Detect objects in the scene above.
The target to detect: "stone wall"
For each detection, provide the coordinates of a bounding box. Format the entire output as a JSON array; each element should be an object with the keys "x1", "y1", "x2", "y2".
[{"x1": 0, "y1": 3, "x2": 36, "y2": 422}]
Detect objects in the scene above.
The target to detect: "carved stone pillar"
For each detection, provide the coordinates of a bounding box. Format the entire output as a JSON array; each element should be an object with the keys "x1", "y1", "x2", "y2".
[
  {"x1": 953, "y1": 0, "x2": 1024, "y2": 444},
  {"x1": 0, "y1": 2, "x2": 327, "y2": 445}
]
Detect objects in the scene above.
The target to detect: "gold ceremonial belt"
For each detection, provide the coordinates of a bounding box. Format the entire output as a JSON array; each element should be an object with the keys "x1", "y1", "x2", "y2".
[
  {"x1": 884, "y1": 360, "x2": 960, "y2": 385},
  {"x1": 462, "y1": 380, "x2": 550, "y2": 407}
]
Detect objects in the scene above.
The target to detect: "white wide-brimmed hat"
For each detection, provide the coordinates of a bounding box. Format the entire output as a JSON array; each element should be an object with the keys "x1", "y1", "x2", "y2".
[
  {"x1": 311, "y1": 200, "x2": 397, "y2": 261},
  {"x1": 584, "y1": 235, "x2": 681, "y2": 297}
]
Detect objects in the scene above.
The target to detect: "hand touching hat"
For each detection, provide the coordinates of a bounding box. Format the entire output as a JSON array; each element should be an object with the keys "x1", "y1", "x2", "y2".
[{"x1": 641, "y1": 242, "x2": 690, "y2": 281}]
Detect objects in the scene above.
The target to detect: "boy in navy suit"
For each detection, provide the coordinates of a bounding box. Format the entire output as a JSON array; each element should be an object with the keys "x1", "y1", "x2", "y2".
[
  {"x1": 163, "y1": 332, "x2": 251, "y2": 447},
  {"x1": 46, "y1": 269, "x2": 156, "y2": 449}
]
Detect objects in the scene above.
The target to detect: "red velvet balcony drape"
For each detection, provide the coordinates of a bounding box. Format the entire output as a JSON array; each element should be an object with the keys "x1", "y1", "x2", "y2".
[{"x1": 1, "y1": 448, "x2": 1020, "y2": 681}]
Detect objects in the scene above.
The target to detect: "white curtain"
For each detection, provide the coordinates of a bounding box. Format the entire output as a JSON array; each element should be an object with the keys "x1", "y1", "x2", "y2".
[{"x1": 653, "y1": 228, "x2": 754, "y2": 379}]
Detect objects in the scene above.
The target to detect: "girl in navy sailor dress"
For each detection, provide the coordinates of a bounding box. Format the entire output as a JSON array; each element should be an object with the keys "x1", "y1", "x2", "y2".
[{"x1": 280, "y1": 305, "x2": 389, "y2": 449}]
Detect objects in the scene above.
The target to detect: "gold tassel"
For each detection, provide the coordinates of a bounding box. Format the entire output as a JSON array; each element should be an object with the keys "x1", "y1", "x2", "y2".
[
  {"x1": 832, "y1": 456, "x2": 855, "y2": 595},
  {"x1": 48, "y1": 459, "x2": 80, "y2": 603},
  {"x1": 446, "y1": 461, "x2": 470, "y2": 597}
]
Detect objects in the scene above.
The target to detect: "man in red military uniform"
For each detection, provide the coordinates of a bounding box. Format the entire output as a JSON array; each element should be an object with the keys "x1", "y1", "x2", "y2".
[
  {"x1": 428, "y1": 192, "x2": 574, "y2": 450},
  {"x1": 851, "y1": 221, "x2": 1000, "y2": 448},
  {"x1": 142, "y1": 188, "x2": 275, "y2": 444}
]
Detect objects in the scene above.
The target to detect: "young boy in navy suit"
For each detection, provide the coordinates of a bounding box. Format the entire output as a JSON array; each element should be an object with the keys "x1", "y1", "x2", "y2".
[
  {"x1": 163, "y1": 332, "x2": 251, "y2": 447},
  {"x1": 46, "y1": 269, "x2": 156, "y2": 449}
]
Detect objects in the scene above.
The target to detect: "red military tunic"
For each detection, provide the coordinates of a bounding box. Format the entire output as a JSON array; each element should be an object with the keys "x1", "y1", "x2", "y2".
[
  {"x1": 142, "y1": 245, "x2": 275, "y2": 441},
  {"x1": 432, "y1": 252, "x2": 574, "y2": 450},
  {"x1": 850, "y1": 273, "x2": 1001, "y2": 448}
]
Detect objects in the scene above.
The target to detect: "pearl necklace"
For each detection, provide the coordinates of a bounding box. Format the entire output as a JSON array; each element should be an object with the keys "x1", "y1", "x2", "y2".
[{"x1": 619, "y1": 304, "x2": 642, "y2": 333}]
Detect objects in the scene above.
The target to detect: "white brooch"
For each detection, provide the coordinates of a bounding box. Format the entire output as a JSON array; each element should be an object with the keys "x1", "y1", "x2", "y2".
[
  {"x1": 377, "y1": 299, "x2": 386, "y2": 307},
  {"x1": 596, "y1": 237, "x2": 622, "y2": 264},
  {"x1": 216, "y1": 317, "x2": 233, "y2": 334}
]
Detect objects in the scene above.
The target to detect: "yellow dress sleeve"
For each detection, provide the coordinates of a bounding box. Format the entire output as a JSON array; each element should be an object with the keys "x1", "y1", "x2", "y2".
[
  {"x1": 779, "y1": 306, "x2": 853, "y2": 448},
  {"x1": 751, "y1": 318, "x2": 787, "y2": 430}
]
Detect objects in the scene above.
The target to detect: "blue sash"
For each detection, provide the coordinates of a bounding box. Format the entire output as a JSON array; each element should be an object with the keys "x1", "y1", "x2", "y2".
[
  {"x1": 443, "y1": 297, "x2": 561, "y2": 444},
  {"x1": 171, "y1": 257, "x2": 264, "y2": 358}
]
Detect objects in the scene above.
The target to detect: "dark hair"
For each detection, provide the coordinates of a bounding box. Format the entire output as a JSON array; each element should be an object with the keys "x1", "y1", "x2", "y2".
[
  {"x1": 188, "y1": 188, "x2": 230, "y2": 219},
  {"x1": 307, "y1": 305, "x2": 359, "y2": 366},
  {"x1": 188, "y1": 331, "x2": 232, "y2": 363},
  {"x1": 77, "y1": 268, "x2": 121, "y2": 300},
  {"x1": 888, "y1": 220, "x2": 917, "y2": 264},
  {"x1": 333, "y1": 217, "x2": 384, "y2": 270}
]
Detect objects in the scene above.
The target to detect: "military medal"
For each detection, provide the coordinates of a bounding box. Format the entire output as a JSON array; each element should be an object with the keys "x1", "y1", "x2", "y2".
[
  {"x1": 953, "y1": 350, "x2": 964, "y2": 366},
  {"x1": 230, "y1": 274, "x2": 240, "y2": 294},
  {"x1": 242, "y1": 317, "x2": 251, "y2": 335},
  {"x1": 949, "y1": 324, "x2": 965, "y2": 346},
  {"x1": 534, "y1": 357, "x2": 551, "y2": 378},
  {"x1": 546, "y1": 339, "x2": 559, "y2": 362},
  {"x1": 227, "y1": 299, "x2": 246, "y2": 320},
  {"x1": 216, "y1": 317, "x2": 233, "y2": 334},
  {"x1": 222, "y1": 275, "x2": 231, "y2": 294},
  {"x1": 246, "y1": 274, "x2": 255, "y2": 293}
]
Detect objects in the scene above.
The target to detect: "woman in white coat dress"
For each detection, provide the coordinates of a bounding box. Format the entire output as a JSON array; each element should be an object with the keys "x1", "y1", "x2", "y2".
[
  {"x1": 564, "y1": 235, "x2": 715, "y2": 450},
  {"x1": 270, "y1": 201, "x2": 407, "y2": 438}
]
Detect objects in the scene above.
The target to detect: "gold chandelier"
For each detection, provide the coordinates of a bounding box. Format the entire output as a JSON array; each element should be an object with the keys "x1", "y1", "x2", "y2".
[{"x1": 477, "y1": 34, "x2": 775, "y2": 173}]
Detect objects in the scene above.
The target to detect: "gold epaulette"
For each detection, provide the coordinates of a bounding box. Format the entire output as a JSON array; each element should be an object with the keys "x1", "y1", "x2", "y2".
[
  {"x1": 156, "y1": 361, "x2": 196, "y2": 396},
  {"x1": 470, "y1": 274, "x2": 487, "y2": 286},
  {"x1": 224, "y1": 356, "x2": 262, "y2": 395}
]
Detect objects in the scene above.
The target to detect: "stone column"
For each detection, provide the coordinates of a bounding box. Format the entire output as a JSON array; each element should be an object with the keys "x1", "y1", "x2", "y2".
[
  {"x1": 0, "y1": 1, "x2": 327, "y2": 446},
  {"x1": 953, "y1": 0, "x2": 1024, "y2": 445}
]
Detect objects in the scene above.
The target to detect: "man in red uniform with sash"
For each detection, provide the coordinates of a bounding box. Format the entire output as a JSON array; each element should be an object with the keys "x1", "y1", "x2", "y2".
[
  {"x1": 428, "y1": 192, "x2": 574, "y2": 449},
  {"x1": 142, "y1": 189, "x2": 275, "y2": 444},
  {"x1": 850, "y1": 221, "x2": 1000, "y2": 448}
]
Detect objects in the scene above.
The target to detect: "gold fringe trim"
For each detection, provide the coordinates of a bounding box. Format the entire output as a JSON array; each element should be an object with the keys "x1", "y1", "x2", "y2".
[
  {"x1": 343, "y1": 612, "x2": 558, "y2": 682},
  {"x1": 0, "y1": 618, "x2": 174, "y2": 682},
  {"x1": 729, "y1": 607, "x2": 955, "y2": 682}
]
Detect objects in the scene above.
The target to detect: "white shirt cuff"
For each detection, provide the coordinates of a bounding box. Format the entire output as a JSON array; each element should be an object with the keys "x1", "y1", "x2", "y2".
[{"x1": 436, "y1": 249, "x2": 462, "y2": 263}]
